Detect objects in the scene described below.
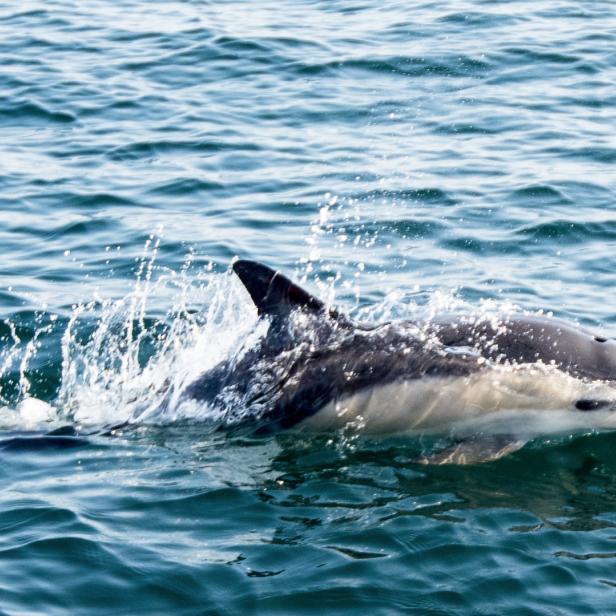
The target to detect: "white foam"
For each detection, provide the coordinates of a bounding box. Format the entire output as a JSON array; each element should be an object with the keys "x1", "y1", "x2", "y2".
[{"x1": 17, "y1": 397, "x2": 56, "y2": 428}]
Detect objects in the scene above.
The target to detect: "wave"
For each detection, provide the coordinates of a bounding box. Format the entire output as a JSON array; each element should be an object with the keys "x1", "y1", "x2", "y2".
[{"x1": 0, "y1": 100, "x2": 75, "y2": 124}]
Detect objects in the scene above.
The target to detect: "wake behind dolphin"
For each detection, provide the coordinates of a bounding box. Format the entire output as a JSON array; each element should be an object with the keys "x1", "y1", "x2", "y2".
[{"x1": 167, "y1": 260, "x2": 616, "y2": 462}]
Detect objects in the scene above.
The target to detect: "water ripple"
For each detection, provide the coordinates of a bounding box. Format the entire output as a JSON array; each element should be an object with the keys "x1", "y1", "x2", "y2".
[{"x1": 1, "y1": 0, "x2": 616, "y2": 612}]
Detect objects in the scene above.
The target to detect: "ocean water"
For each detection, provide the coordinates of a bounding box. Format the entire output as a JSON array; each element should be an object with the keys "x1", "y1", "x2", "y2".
[{"x1": 1, "y1": 0, "x2": 616, "y2": 613}]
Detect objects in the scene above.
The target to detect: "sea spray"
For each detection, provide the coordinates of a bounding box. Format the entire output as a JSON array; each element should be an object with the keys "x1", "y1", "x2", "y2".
[
  {"x1": 57, "y1": 245, "x2": 258, "y2": 427},
  {"x1": 1, "y1": 238, "x2": 525, "y2": 432}
]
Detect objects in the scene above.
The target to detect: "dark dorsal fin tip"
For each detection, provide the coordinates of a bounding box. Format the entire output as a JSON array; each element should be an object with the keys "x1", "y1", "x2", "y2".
[{"x1": 233, "y1": 259, "x2": 326, "y2": 317}]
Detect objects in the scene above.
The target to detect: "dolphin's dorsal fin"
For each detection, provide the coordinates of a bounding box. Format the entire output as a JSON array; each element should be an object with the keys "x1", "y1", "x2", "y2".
[{"x1": 233, "y1": 259, "x2": 327, "y2": 317}]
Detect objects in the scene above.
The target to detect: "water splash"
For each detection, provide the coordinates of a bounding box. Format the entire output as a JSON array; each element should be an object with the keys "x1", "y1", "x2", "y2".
[
  {"x1": 57, "y1": 248, "x2": 259, "y2": 428},
  {"x1": 0, "y1": 235, "x2": 533, "y2": 432}
]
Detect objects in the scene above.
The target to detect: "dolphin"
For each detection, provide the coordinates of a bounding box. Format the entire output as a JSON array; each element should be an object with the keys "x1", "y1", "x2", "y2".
[{"x1": 181, "y1": 260, "x2": 616, "y2": 462}]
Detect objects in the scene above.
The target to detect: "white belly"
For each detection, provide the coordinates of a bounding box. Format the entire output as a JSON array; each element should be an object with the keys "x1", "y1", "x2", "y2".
[{"x1": 299, "y1": 364, "x2": 616, "y2": 436}]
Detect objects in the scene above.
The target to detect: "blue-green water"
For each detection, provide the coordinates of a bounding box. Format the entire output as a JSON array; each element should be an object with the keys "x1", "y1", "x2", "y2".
[{"x1": 2, "y1": 1, "x2": 616, "y2": 613}]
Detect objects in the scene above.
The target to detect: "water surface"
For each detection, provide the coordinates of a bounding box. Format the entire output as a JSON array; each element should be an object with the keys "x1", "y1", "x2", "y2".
[{"x1": 1, "y1": 1, "x2": 616, "y2": 613}]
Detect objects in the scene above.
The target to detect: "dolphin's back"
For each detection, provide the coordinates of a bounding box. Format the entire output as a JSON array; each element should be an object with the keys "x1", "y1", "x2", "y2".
[{"x1": 431, "y1": 315, "x2": 616, "y2": 381}]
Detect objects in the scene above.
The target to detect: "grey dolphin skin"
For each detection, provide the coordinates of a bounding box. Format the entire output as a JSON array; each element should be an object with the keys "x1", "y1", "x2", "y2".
[{"x1": 183, "y1": 260, "x2": 616, "y2": 452}]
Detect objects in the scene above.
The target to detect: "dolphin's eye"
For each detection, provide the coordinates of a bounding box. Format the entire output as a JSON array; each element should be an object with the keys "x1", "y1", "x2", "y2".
[
  {"x1": 595, "y1": 336, "x2": 608, "y2": 343},
  {"x1": 575, "y1": 399, "x2": 610, "y2": 411}
]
